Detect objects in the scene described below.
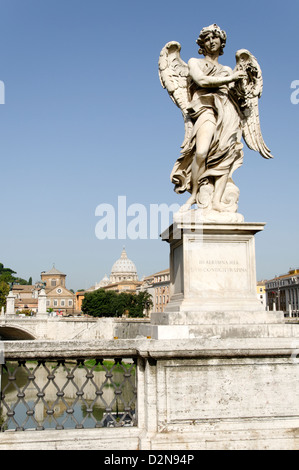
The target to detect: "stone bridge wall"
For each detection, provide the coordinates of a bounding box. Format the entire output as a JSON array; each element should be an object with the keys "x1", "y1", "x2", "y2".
[
  {"x1": 1, "y1": 338, "x2": 299, "y2": 450},
  {"x1": 0, "y1": 316, "x2": 150, "y2": 341}
]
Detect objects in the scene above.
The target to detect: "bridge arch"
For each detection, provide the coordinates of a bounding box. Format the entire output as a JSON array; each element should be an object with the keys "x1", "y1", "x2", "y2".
[{"x1": 0, "y1": 326, "x2": 36, "y2": 340}]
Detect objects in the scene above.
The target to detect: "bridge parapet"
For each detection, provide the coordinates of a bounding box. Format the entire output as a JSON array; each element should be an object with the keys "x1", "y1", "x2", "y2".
[
  {"x1": 1, "y1": 340, "x2": 139, "y2": 434},
  {"x1": 2, "y1": 338, "x2": 299, "y2": 450},
  {"x1": 0, "y1": 316, "x2": 150, "y2": 341}
]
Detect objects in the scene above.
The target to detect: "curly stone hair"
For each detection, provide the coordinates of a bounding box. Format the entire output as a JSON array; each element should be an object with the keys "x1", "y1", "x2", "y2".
[{"x1": 196, "y1": 24, "x2": 227, "y2": 56}]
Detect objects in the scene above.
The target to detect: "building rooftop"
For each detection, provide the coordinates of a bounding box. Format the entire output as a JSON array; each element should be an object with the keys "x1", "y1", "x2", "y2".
[
  {"x1": 42, "y1": 265, "x2": 66, "y2": 276},
  {"x1": 153, "y1": 268, "x2": 170, "y2": 276},
  {"x1": 265, "y1": 268, "x2": 299, "y2": 283},
  {"x1": 12, "y1": 285, "x2": 35, "y2": 292}
]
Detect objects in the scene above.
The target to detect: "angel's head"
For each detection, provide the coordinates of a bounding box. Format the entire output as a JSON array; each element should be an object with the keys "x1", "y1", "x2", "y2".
[{"x1": 196, "y1": 24, "x2": 227, "y2": 57}]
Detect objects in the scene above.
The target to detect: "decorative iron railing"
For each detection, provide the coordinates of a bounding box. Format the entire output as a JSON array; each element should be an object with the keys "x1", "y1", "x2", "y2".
[{"x1": 0, "y1": 356, "x2": 137, "y2": 431}]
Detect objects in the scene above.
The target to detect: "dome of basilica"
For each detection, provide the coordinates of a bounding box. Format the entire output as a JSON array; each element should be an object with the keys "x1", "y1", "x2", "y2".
[
  {"x1": 110, "y1": 247, "x2": 138, "y2": 283},
  {"x1": 94, "y1": 273, "x2": 110, "y2": 290}
]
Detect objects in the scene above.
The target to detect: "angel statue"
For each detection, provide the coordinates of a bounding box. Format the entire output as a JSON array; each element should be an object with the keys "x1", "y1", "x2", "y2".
[{"x1": 159, "y1": 24, "x2": 273, "y2": 222}]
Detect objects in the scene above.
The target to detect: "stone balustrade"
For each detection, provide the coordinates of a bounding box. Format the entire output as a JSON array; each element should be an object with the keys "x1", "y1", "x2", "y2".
[{"x1": 1, "y1": 338, "x2": 299, "y2": 450}]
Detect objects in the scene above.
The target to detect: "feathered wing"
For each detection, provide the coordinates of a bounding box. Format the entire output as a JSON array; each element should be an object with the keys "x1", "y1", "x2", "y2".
[
  {"x1": 233, "y1": 49, "x2": 273, "y2": 159},
  {"x1": 158, "y1": 41, "x2": 193, "y2": 151}
]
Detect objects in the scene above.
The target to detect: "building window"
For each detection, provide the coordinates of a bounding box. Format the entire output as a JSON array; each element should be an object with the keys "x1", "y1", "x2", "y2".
[
  {"x1": 68, "y1": 300, "x2": 73, "y2": 307},
  {"x1": 53, "y1": 300, "x2": 58, "y2": 307},
  {"x1": 46, "y1": 300, "x2": 50, "y2": 307},
  {"x1": 51, "y1": 279, "x2": 57, "y2": 287},
  {"x1": 61, "y1": 300, "x2": 65, "y2": 307}
]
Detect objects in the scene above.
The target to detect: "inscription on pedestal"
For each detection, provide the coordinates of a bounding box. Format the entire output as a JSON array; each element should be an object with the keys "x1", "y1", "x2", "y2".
[
  {"x1": 197, "y1": 259, "x2": 247, "y2": 273},
  {"x1": 186, "y1": 240, "x2": 250, "y2": 296}
]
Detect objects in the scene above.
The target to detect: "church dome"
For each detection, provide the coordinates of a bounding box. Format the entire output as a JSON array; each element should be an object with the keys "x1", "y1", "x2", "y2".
[
  {"x1": 110, "y1": 248, "x2": 138, "y2": 283},
  {"x1": 94, "y1": 274, "x2": 110, "y2": 290}
]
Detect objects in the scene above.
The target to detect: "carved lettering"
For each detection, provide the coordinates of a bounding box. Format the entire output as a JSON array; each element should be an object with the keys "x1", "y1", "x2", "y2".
[{"x1": 196, "y1": 259, "x2": 247, "y2": 273}]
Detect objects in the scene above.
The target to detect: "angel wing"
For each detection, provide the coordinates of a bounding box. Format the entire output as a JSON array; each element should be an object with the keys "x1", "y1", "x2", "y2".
[
  {"x1": 158, "y1": 41, "x2": 193, "y2": 151},
  {"x1": 233, "y1": 49, "x2": 273, "y2": 159}
]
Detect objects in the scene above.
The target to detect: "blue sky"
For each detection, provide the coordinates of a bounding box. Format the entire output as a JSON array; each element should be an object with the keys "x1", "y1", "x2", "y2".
[{"x1": 0, "y1": 0, "x2": 298, "y2": 290}]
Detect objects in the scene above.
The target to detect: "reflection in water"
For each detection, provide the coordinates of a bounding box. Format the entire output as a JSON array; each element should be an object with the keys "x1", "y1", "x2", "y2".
[{"x1": 0, "y1": 360, "x2": 137, "y2": 431}]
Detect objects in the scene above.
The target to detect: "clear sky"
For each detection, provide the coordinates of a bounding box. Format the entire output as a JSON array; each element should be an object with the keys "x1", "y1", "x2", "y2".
[{"x1": 0, "y1": 0, "x2": 298, "y2": 291}]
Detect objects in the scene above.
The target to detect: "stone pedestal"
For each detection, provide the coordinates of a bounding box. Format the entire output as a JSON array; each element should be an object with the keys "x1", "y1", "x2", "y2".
[
  {"x1": 37, "y1": 289, "x2": 48, "y2": 318},
  {"x1": 151, "y1": 220, "x2": 283, "y2": 339},
  {"x1": 5, "y1": 291, "x2": 16, "y2": 316}
]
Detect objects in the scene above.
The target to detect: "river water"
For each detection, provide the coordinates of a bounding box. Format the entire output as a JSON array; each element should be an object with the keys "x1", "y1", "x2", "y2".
[{"x1": 0, "y1": 360, "x2": 137, "y2": 431}]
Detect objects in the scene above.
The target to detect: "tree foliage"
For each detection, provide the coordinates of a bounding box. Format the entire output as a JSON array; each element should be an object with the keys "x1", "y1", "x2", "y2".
[
  {"x1": 0, "y1": 280, "x2": 9, "y2": 310},
  {"x1": 81, "y1": 289, "x2": 152, "y2": 318},
  {"x1": 0, "y1": 263, "x2": 31, "y2": 285},
  {"x1": 0, "y1": 262, "x2": 32, "y2": 310}
]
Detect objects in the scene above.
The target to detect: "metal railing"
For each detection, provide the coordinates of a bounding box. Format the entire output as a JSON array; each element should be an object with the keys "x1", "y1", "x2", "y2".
[{"x1": 0, "y1": 356, "x2": 137, "y2": 432}]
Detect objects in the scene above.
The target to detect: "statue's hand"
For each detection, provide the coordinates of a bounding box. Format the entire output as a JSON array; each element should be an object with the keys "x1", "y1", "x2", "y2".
[{"x1": 232, "y1": 70, "x2": 247, "y2": 82}]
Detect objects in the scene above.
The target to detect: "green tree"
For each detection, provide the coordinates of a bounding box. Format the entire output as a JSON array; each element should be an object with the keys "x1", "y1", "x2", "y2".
[
  {"x1": 81, "y1": 289, "x2": 122, "y2": 318},
  {"x1": 81, "y1": 289, "x2": 152, "y2": 318},
  {"x1": 0, "y1": 262, "x2": 31, "y2": 285},
  {"x1": 129, "y1": 291, "x2": 153, "y2": 318},
  {"x1": 0, "y1": 280, "x2": 10, "y2": 310},
  {"x1": 0, "y1": 262, "x2": 16, "y2": 276}
]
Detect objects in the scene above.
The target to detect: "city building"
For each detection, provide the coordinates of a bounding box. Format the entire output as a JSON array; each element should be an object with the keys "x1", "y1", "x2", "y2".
[
  {"x1": 256, "y1": 281, "x2": 267, "y2": 309},
  {"x1": 41, "y1": 266, "x2": 75, "y2": 315},
  {"x1": 153, "y1": 269, "x2": 170, "y2": 313},
  {"x1": 265, "y1": 268, "x2": 299, "y2": 314},
  {"x1": 13, "y1": 284, "x2": 39, "y2": 313},
  {"x1": 11, "y1": 265, "x2": 75, "y2": 315},
  {"x1": 137, "y1": 268, "x2": 170, "y2": 314}
]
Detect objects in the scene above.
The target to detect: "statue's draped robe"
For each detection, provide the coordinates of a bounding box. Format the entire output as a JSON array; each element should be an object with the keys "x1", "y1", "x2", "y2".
[{"x1": 171, "y1": 61, "x2": 244, "y2": 194}]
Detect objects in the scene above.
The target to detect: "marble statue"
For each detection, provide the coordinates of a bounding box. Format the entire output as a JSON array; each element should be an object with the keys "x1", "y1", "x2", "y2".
[{"x1": 159, "y1": 24, "x2": 273, "y2": 221}]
